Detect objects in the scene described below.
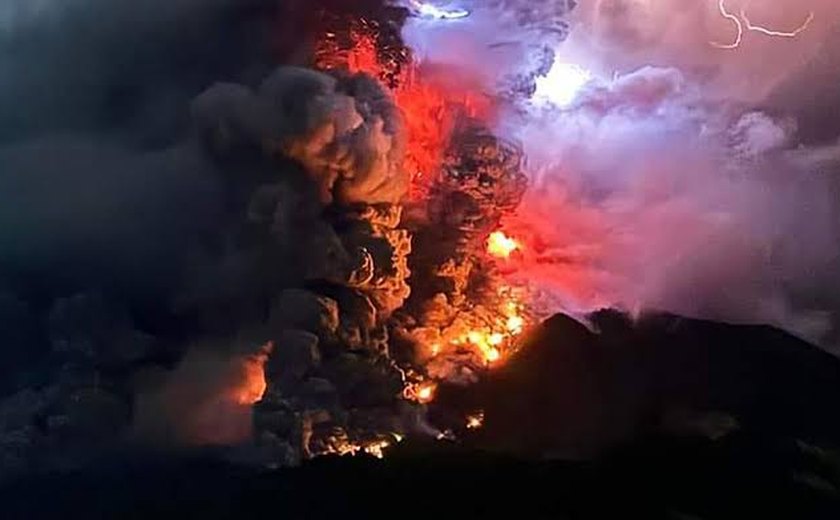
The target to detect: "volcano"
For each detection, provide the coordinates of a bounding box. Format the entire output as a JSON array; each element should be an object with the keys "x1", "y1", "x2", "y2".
[
  {"x1": 1, "y1": 1, "x2": 840, "y2": 517},
  {"x1": 4, "y1": 311, "x2": 840, "y2": 518}
]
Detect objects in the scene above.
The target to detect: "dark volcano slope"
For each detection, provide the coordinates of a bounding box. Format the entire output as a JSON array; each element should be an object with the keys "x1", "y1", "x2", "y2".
[
  {"x1": 1, "y1": 434, "x2": 838, "y2": 519},
  {"x1": 3, "y1": 312, "x2": 840, "y2": 518},
  {"x1": 436, "y1": 311, "x2": 840, "y2": 457}
]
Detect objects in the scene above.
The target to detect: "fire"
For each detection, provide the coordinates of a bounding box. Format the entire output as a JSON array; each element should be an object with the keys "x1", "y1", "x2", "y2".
[
  {"x1": 313, "y1": 14, "x2": 530, "y2": 439},
  {"x1": 230, "y1": 342, "x2": 272, "y2": 405},
  {"x1": 466, "y1": 411, "x2": 485, "y2": 430},
  {"x1": 418, "y1": 384, "x2": 434, "y2": 402},
  {"x1": 315, "y1": 30, "x2": 493, "y2": 199},
  {"x1": 506, "y1": 315, "x2": 525, "y2": 335},
  {"x1": 465, "y1": 330, "x2": 504, "y2": 364},
  {"x1": 362, "y1": 439, "x2": 391, "y2": 459},
  {"x1": 321, "y1": 437, "x2": 397, "y2": 459},
  {"x1": 405, "y1": 381, "x2": 437, "y2": 403},
  {"x1": 487, "y1": 231, "x2": 521, "y2": 259},
  {"x1": 422, "y1": 287, "x2": 529, "y2": 372}
]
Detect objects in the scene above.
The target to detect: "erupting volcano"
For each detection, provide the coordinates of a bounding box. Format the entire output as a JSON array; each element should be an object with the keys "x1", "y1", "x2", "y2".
[
  {"x1": 236, "y1": 9, "x2": 545, "y2": 457},
  {"x1": 3, "y1": 3, "x2": 840, "y2": 514},
  {"x1": 241, "y1": 0, "x2": 840, "y2": 462}
]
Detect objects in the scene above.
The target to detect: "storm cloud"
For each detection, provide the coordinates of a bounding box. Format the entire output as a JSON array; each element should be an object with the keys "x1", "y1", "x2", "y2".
[{"x1": 400, "y1": 0, "x2": 840, "y2": 348}]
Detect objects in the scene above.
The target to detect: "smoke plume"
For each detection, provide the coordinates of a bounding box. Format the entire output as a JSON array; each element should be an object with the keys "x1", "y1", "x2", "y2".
[
  {"x1": 400, "y1": 0, "x2": 840, "y2": 348},
  {"x1": 2, "y1": 0, "x2": 840, "y2": 478},
  {"x1": 0, "y1": 0, "x2": 416, "y2": 471},
  {"x1": 133, "y1": 343, "x2": 271, "y2": 446}
]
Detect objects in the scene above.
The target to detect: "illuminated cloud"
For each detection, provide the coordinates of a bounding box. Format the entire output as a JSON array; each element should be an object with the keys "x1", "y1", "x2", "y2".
[{"x1": 533, "y1": 61, "x2": 593, "y2": 107}]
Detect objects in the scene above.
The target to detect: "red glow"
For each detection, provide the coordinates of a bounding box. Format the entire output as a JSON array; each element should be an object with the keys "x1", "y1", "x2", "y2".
[
  {"x1": 397, "y1": 72, "x2": 493, "y2": 198},
  {"x1": 495, "y1": 183, "x2": 609, "y2": 309},
  {"x1": 341, "y1": 32, "x2": 381, "y2": 77},
  {"x1": 487, "y1": 231, "x2": 521, "y2": 259},
  {"x1": 316, "y1": 32, "x2": 494, "y2": 199},
  {"x1": 230, "y1": 343, "x2": 272, "y2": 405}
]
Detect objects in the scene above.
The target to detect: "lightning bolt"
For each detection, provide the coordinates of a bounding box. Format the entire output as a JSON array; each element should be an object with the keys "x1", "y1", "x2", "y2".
[
  {"x1": 740, "y1": 7, "x2": 814, "y2": 38},
  {"x1": 711, "y1": 0, "x2": 815, "y2": 50},
  {"x1": 711, "y1": 0, "x2": 743, "y2": 49}
]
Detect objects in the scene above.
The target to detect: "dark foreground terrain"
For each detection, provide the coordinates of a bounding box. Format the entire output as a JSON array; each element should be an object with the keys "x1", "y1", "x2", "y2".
[
  {"x1": 3, "y1": 312, "x2": 840, "y2": 519},
  {"x1": 1, "y1": 432, "x2": 838, "y2": 519}
]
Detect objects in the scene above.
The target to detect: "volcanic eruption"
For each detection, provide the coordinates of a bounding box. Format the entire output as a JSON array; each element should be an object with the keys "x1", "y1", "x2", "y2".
[
  {"x1": 2, "y1": 0, "x2": 840, "y2": 493},
  {"x1": 226, "y1": 0, "x2": 840, "y2": 463},
  {"x1": 123, "y1": 0, "x2": 564, "y2": 461}
]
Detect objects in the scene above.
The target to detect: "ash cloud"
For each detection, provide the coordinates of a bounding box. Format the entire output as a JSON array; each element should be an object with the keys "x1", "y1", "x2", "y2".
[
  {"x1": 0, "y1": 0, "x2": 287, "y2": 296},
  {"x1": 133, "y1": 342, "x2": 271, "y2": 446},
  {"x1": 567, "y1": 0, "x2": 840, "y2": 108},
  {"x1": 0, "y1": 0, "x2": 838, "y2": 479},
  {"x1": 401, "y1": 0, "x2": 840, "y2": 348},
  {"x1": 0, "y1": 0, "x2": 412, "y2": 473},
  {"x1": 516, "y1": 69, "x2": 840, "y2": 343},
  {"x1": 194, "y1": 66, "x2": 407, "y2": 205},
  {"x1": 0, "y1": 0, "x2": 347, "y2": 349},
  {"x1": 0, "y1": 0, "x2": 275, "y2": 144}
]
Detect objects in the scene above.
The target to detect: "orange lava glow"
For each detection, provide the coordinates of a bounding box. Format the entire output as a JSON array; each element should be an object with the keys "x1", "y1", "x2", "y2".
[
  {"x1": 419, "y1": 286, "x2": 530, "y2": 379},
  {"x1": 316, "y1": 31, "x2": 494, "y2": 199},
  {"x1": 416, "y1": 381, "x2": 437, "y2": 403},
  {"x1": 395, "y1": 74, "x2": 493, "y2": 199},
  {"x1": 493, "y1": 186, "x2": 609, "y2": 309},
  {"x1": 460, "y1": 292, "x2": 526, "y2": 365},
  {"x1": 487, "y1": 231, "x2": 521, "y2": 259},
  {"x1": 404, "y1": 380, "x2": 438, "y2": 404},
  {"x1": 321, "y1": 436, "x2": 399, "y2": 460},
  {"x1": 230, "y1": 342, "x2": 272, "y2": 405},
  {"x1": 316, "y1": 25, "x2": 533, "y2": 418},
  {"x1": 466, "y1": 411, "x2": 485, "y2": 430},
  {"x1": 506, "y1": 314, "x2": 525, "y2": 335}
]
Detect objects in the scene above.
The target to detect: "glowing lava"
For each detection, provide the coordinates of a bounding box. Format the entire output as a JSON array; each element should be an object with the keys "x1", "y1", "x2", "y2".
[
  {"x1": 487, "y1": 231, "x2": 521, "y2": 259},
  {"x1": 506, "y1": 314, "x2": 525, "y2": 335},
  {"x1": 466, "y1": 411, "x2": 485, "y2": 430},
  {"x1": 405, "y1": 381, "x2": 438, "y2": 404},
  {"x1": 313, "y1": 16, "x2": 530, "y2": 424},
  {"x1": 231, "y1": 342, "x2": 272, "y2": 405},
  {"x1": 320, "y1": 436, "x2": 400, "y2": 460},
  {"x1": 428, "y1": 288, "x2": 529, "y2": 370},
  {"x1": 316, "y1": 30, "x2": 493, "y2": 199}
]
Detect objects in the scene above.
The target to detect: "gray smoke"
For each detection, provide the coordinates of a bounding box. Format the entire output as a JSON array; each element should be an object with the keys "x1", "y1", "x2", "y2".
[
  {"x1": 193, "y1": 67, "x2": 408, "y2": 205},
  {"x1": 0, "y1": 0, "x2": 412, "y2": 475},
  {"x1": 401, "y1": 0, "x2": 840, "y2": 349}
]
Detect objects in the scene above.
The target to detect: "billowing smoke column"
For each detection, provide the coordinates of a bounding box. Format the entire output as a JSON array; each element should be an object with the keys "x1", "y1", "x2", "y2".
[
  {"x1": 308, "y1": 3, "x2": 536, "y2": 425},
  {"x1": 399, "y1": 0, "x2": 840, "y2": 349},
  {"x1": 187, "y1": 65, "x2": 421, "y2": 458},
  {"x1": 393, "y1": 120, "x2": 530, "y2": 385},
  {"x1": 0, "y1": 0, "x2": 541, "y2": 474},
  {"x1": 2, "y1": 0, "x2": 840, "y2": 478}
]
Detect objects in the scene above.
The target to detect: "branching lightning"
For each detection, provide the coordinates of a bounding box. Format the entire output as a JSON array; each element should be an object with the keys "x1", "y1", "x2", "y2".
[
  {"x1": 711, "y1": 0, "x2": 744, "y2": 49},
  {"x1": 741, "y1": 7, "x2": 814, "y2": 38},
  {"x1": 711, "y1": 0, "x2": 815, "y2": 50}
]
